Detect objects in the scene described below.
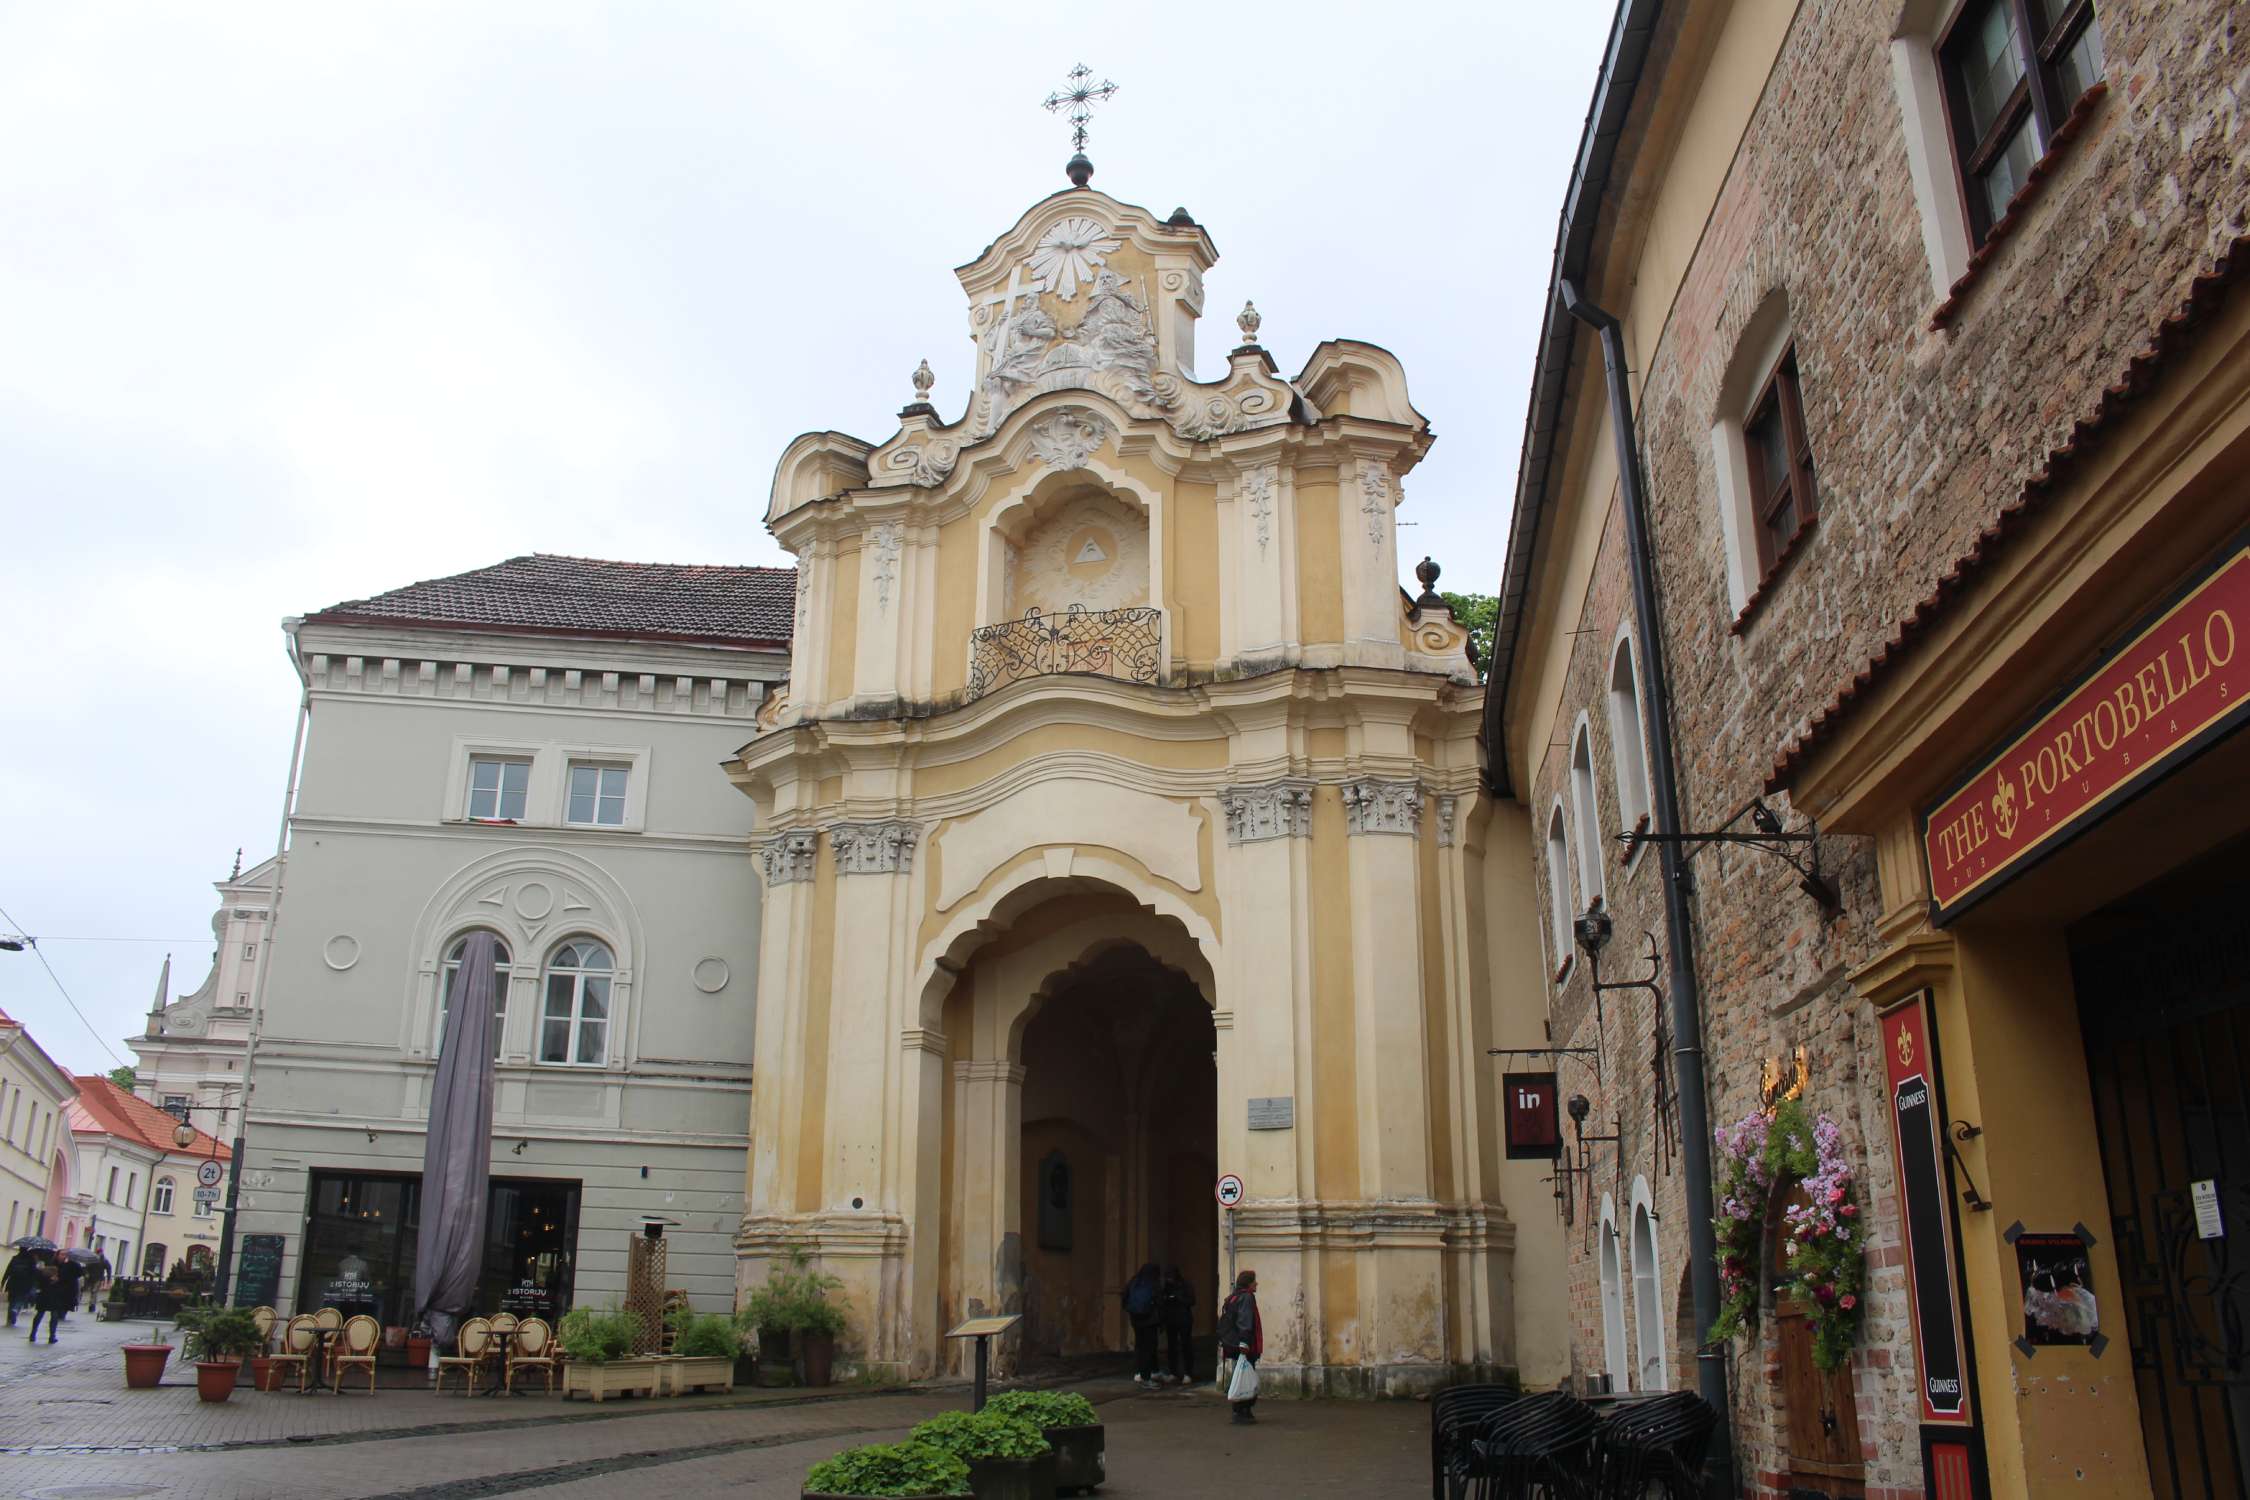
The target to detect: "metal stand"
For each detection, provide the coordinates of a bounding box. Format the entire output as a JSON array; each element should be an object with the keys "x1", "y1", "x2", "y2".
[{"x1": 943, "y1": 1314, "x2": 1021, "y2": 1412}]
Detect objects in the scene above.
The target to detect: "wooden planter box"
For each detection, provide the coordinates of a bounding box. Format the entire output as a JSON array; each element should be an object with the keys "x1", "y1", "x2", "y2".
[
  {"x1": 560, "y1": 1356, "x2": 665, "y2": 1402},
  {"x1": 661, "y1": 1355, "x2": 736, "y2": 1395},
  {"x1": 1044, "y1": 1424, "x2": 1105, "y2": 1493}
]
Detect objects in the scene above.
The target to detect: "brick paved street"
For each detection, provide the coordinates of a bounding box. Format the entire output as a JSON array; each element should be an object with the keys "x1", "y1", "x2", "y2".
[{"x1": 0, "y1": 1320, "x2": 1428, "y2": 1497}]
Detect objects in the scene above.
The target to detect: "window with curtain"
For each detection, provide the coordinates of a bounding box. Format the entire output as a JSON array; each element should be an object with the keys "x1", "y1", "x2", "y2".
[
  {"x1": 540, "y1": 940, "x2": 614, "y2": 1065},
  {"x1": 1570, "y1": 723, "x2": 1607, "y2": 910}
]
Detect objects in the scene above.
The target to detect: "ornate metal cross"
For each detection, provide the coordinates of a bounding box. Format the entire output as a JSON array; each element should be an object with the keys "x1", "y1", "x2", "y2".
[{"x1": 1043, "y1": 63, "x2": 1118, "y2": 155}]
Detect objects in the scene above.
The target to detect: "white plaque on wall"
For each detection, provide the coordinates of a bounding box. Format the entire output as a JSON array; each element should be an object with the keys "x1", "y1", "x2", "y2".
[{"x1": 1247, "y1": 1096, "x2": 1294, "y2": 1131}]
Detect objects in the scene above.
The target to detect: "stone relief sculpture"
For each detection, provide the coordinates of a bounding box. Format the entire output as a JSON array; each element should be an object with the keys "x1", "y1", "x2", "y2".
[
  {"x1": 1360, "y1": 465, "x2": 1393, "y2": 545},
  {"x1": 871, "y1": 523, "x2": 902, "y2": 612},
  {"x1": 1029, "y1": 216, "x2": 1119, "y2": 300},
  {"x1": 1240, "y1": 465, "x2": 1277, "y2": 555},
  {"x1": 1342, "y1": 779, "x2": 1424, "y2": 836},
  {"x1": 882, "y1": 439, "x2": 960, "y2": 488},
  {"x1": 830, "y1": 820, "x2": 920, "y2": 876},
  {"x1": 1025, "y1": 408, "x2": 1117, "y2": 472}
]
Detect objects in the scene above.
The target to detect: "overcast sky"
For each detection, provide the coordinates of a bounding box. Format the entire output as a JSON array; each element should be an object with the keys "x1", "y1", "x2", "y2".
[{"x1": 0, "y1": 2, "x2": 1615, "y2": 1077}]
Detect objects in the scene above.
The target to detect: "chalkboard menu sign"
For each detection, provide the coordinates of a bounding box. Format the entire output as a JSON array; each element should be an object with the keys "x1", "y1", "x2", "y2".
[{"x1": 232, "y1": 1234, "x2": 285, "y2": 1310}]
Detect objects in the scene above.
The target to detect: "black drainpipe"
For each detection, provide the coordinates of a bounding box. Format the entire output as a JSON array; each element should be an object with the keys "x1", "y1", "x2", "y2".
[{"x1": 1560, "y1": 279, "x2": 1733, "y2": 1494}]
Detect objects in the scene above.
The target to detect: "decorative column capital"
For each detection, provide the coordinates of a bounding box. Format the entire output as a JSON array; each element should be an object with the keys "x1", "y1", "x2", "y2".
[
  {"x1": 1342, "y1": 779, "x2": 1424, "y2": 836},
  {"x1": 1436, "y1": 794, "x2": 1460, "y2": 847},
  {"x1": 831, "y1": 820, "x2": 920, "y2": 876},
  {"x1": 1221, "y1": 781, "x2": 1314, "y2": 844},
  {"x1": 758, "y1": 829, "x2": 818, "y2": 885}
]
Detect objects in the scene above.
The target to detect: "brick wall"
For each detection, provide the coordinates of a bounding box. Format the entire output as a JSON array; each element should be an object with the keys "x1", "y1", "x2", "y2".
[{"x1": 1515, "y1": 0, "x2": 2247, "y2": 1488}]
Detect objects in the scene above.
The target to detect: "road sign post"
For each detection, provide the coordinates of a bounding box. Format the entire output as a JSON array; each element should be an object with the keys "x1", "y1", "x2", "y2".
[{"x1": 1216, "y1": 1174, "x2": 1244, "y2": 1291}]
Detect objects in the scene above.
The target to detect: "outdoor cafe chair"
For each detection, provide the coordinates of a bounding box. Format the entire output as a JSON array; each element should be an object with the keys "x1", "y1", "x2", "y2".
[
  {"x1": 248, "y1": 1304, "x2": 277, "y2": 1354},
  {"x1": 1582, "y1": 1390, "x2": 1717, "y2": 1500},
  {"x1": 485, "y1": 1312, "x2": 520, "y2": 1387},
  {"x1": 332, "y1": 1314, "x2": 381, "y2": 1395},
  {"x1": 1433, "y1": 1384, "x2": 1519, "y2": 1500},
  {"x1": 311, "y1": 1306, "x2": 345, "y2": 1384},
  {"x1": 435, "y1": 1317, "x2": 491, "y2": 1396},
  {"x1": 268, "y1": 1314, "x2": 318, "y2": 1394},
  {"x1": 506, "y1": 1316, "x2": 558, "y2": 1394},
  {"x1": 1464, "y1": 1389, "x2": 1600, "y2": 1500}
]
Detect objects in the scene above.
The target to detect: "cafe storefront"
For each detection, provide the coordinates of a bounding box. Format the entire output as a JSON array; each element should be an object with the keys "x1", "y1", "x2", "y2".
[
  {"x1": 298, "y1": 1170, "x2": 581, "y2": 1328},
  {"x1": 1773, "y1": 270, "x2": 2250, "y2": 1497}
]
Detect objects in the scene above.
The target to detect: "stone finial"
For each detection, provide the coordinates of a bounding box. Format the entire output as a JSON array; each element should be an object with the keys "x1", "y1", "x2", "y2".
[
  {"x1": 910, "y1": 358, "x2": 935, "y2": 407},
  {"x1": 1237, "y1": 300, "x2": 1263, "y2": 347},
  {"x1": 1415, "y1": 556, "x2": 1445, "y2": 607}
]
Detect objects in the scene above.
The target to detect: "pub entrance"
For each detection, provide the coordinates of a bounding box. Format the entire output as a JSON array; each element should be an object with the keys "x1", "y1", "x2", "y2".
[{"x1": 2071, "y1": 835, "x2": 2250, "y2": 1499}]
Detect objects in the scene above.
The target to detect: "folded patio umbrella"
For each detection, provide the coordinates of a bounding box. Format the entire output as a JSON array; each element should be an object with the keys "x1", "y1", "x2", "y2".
[{"x1": 413, "y1": 930, "x2": 500, "y2": 1349}]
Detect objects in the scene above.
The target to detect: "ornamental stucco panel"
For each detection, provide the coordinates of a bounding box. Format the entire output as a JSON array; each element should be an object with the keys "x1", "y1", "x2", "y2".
[
  {"x1": 933, "y1": 778, "x2": 1202, "y2": 910},
  {"x1": 1008, "y1": 489, "x2": 1149, "y2": 618}
]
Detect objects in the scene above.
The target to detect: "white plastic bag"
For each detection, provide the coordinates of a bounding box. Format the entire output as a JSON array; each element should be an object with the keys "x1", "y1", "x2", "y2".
[{"x1": 1226, "y1": 1355, "x2": 1260, "y2": 1402}]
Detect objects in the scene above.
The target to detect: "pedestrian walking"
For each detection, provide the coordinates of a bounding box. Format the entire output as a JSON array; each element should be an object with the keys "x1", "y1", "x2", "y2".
[
  {"x1": 1218, "y1": 1268, "x2": 1263, "y2": 1425},
  {"x1": 1160, "y1": 1265, "x2": 1195, "y2": 1384},
  {"x1": 3, "y1": 1250, "x2": 39, "y2": 1327},
  {"x1": 28, "y1": 1257, "x2": 77, "y2": 1344},
  {"x1": 1124, "y1": 1261, "x2": 1162, "y2": 1386},
  {"x1": 83, "y1": 1254, "x2": 110, "y2": 1312}
]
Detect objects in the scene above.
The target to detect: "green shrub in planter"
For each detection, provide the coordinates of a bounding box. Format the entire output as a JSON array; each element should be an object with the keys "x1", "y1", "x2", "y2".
[
  {"x1": 805, "y1": 1440, "x2": 971, "y2": 1497},
  {"x1": 181, "y1": 1308, "x2": 263, "y2": 1362},
  {"x1": 908, "y1": 1410, "x2": 1051, "y2": 1464},
  {"x1": 671, "y1": 1312, "x2": 743, "y2": 1360},
  {"x1": 982, "y1": 1390, "x2": 1098, "y2": 1430},
  {"x1": 555, "y1": 1307, "x2": 636, "y2": 1364}
]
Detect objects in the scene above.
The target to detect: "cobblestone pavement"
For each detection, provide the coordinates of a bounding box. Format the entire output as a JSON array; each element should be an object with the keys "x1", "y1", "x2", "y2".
[{"x1": 0, "y1": 1320, "x2": 1429, "y2": 1497}]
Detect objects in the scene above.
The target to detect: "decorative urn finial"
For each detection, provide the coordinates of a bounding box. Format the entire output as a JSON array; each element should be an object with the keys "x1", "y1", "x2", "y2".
[
  {"x1": 1066, "y1": 152, "x2": 1094, "y2": 187},
  {"x1": 910, "y1": 358, "x2": 935, "y2": 408},
  {"x1": 1237, "y1": 300, "x2": 1262, "y2": 348},
  {"x1": 1415, "y1": 555, "x2": 1445, "y2": 606}
]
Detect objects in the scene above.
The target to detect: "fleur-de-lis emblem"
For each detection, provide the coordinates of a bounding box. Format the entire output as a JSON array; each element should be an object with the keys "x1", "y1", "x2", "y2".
[
  {"x1": 1896, "y1": 1026, "x2": 1915, "y2": 1069},
  {"x1": 1991, "y1": 776, "x2": 2019, "y2": 840}
]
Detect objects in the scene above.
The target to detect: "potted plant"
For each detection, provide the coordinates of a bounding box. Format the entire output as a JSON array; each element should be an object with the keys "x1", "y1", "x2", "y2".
[
  {"x1": 985, "y1": 1390, "x2": 1105, "y2": 1493},
  {"x1": 741, "y1": 1275, "x2": 797, "y2": 1385},
  {"x1": 181, "y1": 1307, "x2": 263, "y2": 1403},
  {"x1": 792, "y1": 1280, "x2": 849, "y2": 1387},
  {"x1": 806, "y1": 1440, "x2": 970, "y2": 1499},
  {"x1": 745, "y1": 1252, "x2": 850, "y2": 1386},
  {"x1": 666, "y1": 1311, "x2": 742, "y2": 1395},
  {"x1": 120, "y1": 1321, "x2": 175, "y2": 1389},
  {"x1": 557, "y1": 1306, "x2": 661, "y2": 1402},
  {"x1": 908, "y1": 1411, "x2": 1054, "y2": 1500}
]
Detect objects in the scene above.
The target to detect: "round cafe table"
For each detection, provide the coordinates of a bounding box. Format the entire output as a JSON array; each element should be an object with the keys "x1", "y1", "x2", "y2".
[
  {"x1": 300, "y1": 1326, "x2": 340, "y2": 1396},
  {"x1": 479, "y1": 1323, "x2": 520, "y2": 1396}
]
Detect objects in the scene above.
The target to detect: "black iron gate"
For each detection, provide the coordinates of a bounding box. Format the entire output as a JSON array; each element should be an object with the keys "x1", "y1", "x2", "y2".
[{"x1": 2073, "y1": 854, "x2": 2250, "y2": 1500}]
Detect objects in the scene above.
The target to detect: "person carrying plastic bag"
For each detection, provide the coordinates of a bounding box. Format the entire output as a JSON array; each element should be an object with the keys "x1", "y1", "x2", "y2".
[{"x1": 1217, "y1": 1268, "x2": 1263, "y2": 1425}]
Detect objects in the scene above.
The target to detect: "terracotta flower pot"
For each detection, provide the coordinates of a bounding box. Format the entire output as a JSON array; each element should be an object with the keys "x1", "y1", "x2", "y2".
[
  {"x1": 405, "y1": 1336, "x2": 433, "y2": 1371},
  {"x1": 121, "y1": 1343, "x2": 173, "y2": 1389},
  {"x1": 195, "y1": 1358, "x2": 241, "y2": 1403},
  {"x1": 250, "y1": 1355, "x2": 289, "y2": 1392}
]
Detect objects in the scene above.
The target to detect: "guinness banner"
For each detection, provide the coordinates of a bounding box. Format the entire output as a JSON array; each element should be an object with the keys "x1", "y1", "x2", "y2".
[
  {"x1": 1882, "y1": 996, "x2": 1972, "y2": 1427},
  {"x1": 1923, "y1": 541, "x2": 2250, "y2": 920}
]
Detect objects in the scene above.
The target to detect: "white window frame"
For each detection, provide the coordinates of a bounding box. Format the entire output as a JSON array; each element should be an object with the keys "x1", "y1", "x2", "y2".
[
  {"x1": 564, "y1": 761, "x2": 632, "y2": 828},
  {"x1": 442, "y1": 737, "x2": 550, "y2": 827},
  {"x1": 1545, "y1": 802, "x2": 1575, "y2": 981},
  {"x1": 552, "y1": 745, "x2": 650, "y2": 832},
  {"x1": 1708, "y1": 295, "x2": 1798, "y2": 617},
  {"x1": 464, "y1": 754, "x2": 535, "y2": 823},
  {"x1": 538, "y1": 938, "x2": 616, "y2": 1067},
  {"x1": 1570, "y1": 717, "x2": 1607, "y2": 910},
  {"x1": 1599, "y1": 1194, "x2": 1630, "y2": 1388},
  {"x1": 1630, "y1": 1175, "x2": 1669, "y2": 1392},
  {"x1": 1607, "y1": 631, "x2": 1654, "y2": 855},
  {"x1": 152, "y1": 1178, "x2": 174, "y2": 1215},
  {"x1": 438, "y1": 932, "x2": 514, "y2": 1059}
]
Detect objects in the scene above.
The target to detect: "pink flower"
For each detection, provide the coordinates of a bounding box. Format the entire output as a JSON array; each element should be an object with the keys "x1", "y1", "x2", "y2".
[
  {"x1": 1840, "y1": 1294, "x2": 1857, "y2": 1311},
  {"x1": 1840, "y1": 1203, "x2": 1858, "y2": 1218},
  {"x1": 1827, "y1": 1186, "x2": 1846, "y2": 1205}
]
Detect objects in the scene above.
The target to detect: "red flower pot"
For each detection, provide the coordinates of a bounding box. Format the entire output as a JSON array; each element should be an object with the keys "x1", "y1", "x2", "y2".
[
  {"x1": 405, "y1": 1335, "x2": 433, "y2": 1371},
  {"x1": 121, "y1": 1343, "x2": 173, "y2": 1389},
  {"x1": 250, "y1": 1355, "x2": 288, "y2": 1392},
  {"x1": 195, "y1": 1358, "x2": 241, "y2": 1403}
]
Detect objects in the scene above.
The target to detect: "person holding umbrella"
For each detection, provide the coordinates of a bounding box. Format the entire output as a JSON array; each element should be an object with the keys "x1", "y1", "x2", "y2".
[
  {"x1": 4, "y1": 1239, "x2": 51, "y2": 1326},
  {"x1": 29, "y1": 1250, "x2": 83, "y2": 1344}
]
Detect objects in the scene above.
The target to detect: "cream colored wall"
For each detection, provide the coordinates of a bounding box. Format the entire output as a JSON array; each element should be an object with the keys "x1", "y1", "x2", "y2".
[{"x1": 0, "y1": 1034, "x2": 73, "y2": 1243}]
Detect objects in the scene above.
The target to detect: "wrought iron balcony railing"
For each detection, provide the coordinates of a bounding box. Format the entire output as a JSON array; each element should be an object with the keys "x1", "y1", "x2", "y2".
[{"x1": 968, "y1": 604, "x2": 1162, "y2": 700}]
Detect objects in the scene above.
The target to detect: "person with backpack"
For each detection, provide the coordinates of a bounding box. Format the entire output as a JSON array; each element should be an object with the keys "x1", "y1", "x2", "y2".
[
  {"x1": 1123, "y1": 1262, "x2": 1162, "y2": 1386},
  {"x1": 1159, "y1": 1265, "x2": 1196, "y2": 1384},
  {"x1": 1218, "y1": 1268, "x2": 1263, "y2": 1424},
  {"x1": 28, "y1": 1257, "x2": 77, "y2": 1344}
]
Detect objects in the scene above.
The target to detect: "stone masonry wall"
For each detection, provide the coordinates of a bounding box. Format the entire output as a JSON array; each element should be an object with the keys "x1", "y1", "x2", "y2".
[{"x1": 1519, "y1": 1, "x2": 2248, "y2": 1493}]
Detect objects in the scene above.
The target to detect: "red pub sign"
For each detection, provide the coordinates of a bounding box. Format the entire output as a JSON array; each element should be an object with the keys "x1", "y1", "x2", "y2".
[{"x1": 1924, "y1": 542, "x2": 2250, "y2": 919}]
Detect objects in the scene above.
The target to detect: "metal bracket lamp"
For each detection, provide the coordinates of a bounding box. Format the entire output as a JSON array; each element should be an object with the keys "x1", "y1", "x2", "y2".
[{"x1": 1620, "y1": 798, "x2": 1842, "y2": 913}]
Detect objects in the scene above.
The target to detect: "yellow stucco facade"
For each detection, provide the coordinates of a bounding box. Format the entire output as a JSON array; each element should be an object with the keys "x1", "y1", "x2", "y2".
[{"x1": 725, "y1": 180, "x2": 1532, "y2": 1392}]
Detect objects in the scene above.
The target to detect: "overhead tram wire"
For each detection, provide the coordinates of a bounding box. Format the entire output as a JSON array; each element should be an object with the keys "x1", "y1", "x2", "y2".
[{"x1": 0, "y1": 900, "x2": 133, "y2": 1068}]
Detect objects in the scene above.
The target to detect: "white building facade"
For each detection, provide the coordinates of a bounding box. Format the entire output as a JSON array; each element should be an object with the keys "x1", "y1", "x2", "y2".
[
  {"x1": 133, "y1": 859, "x2": 274, "y2": 1131},
  {"x1": 231, "y1": 555, "x2": 789, "y2": 1329},
  {"x1": 0, "y1": 1011, "x2": 75, "y2": 1246}
]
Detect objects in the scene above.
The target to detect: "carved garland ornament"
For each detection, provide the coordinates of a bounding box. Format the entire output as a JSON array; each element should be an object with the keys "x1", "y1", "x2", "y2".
[
  {"x1": 1025, "y1": 407, "x2": 1116, "y2": 471},
  {"x1": 1238, "y1": 465, "x2": 1277, "y2": 555},
  {"x1": 830, "y1": 820, "x2": 920, "y2": 876},
  {"x1": 870, "y1": 523, "x2": 902, "y2": 612},
  {"x1": 1359, "y1": 464, "x2": 1392, "y2": 545},
  {"x1": 1221, "y1": 782, "x2": 1313, "y2": 845},
  {"x1": 1341, "y1": 779, "x2": 1423, "y2": 836}
]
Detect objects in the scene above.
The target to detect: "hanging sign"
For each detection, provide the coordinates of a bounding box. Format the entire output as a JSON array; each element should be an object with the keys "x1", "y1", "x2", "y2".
[
  {"x1": 1503, "y1": 1073, "x2": 1562, "y2": 1160},
  {"x1": 1881, "y1": 996, "x2": 1973, "y2": 1426},
  {"x1": 1923, "y1": 540, "x2": 2250, "y2": 921}
]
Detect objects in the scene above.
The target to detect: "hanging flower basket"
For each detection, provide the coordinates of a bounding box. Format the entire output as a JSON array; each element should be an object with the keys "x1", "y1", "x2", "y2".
[{"x1": 1708, "y1": 1095, "x2": 1865, "y2": 1370}]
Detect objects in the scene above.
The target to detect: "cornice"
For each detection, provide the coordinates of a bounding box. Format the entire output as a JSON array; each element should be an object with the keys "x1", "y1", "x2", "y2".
[{"x1": 299, "y1": 645, "x2": 779, "y2": 723}]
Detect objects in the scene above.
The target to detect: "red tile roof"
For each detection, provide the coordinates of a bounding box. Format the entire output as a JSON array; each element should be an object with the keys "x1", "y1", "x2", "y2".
[
  {"x1": 69, "y1": 1076, "x2": 231, "y2": 1160},
  {"x1": 303, "y1": 553, "x2": 796, "y2": 649},
  {"x1": 1768, "y1": 233, "x2": 2250, "y2": 792}
]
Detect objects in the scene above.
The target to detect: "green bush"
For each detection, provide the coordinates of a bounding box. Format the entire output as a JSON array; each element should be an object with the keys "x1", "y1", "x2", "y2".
[
  {"x1": 555, "y1": 1307, "x2": 636, "y2": 1364},
  {"x1": 671, "y1": 1311, "x2": 743, "y2": 1360},
  {"x1": 983, "y1": 1389, "x2": 1099, "y2": 1430},
  {"x1": 908, "y1": 1409, "x2": 1051, "y2": 1464},
  {"x1": 180, "y1": 1307, "x2": 263, "y2": 1361},
  {"x1": 805, "y1": 1440, "x2": 971, "y2": 1497},
  {"x1": 741, "y1": 1251, "x2": 849, "y2": 1337}
]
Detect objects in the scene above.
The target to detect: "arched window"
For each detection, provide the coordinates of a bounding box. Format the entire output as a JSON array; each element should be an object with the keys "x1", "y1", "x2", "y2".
[
  {"x1": 142, "y1": 1242, "x2": 167, "y2": 1276},
  {"x1": 439, "y1": 933, "x2": 513, "y2": 1059},
  {"x1": 1545, "y1": 804, "x2": 1574, "y2": 977},
  {"x1": 186, "y1": 1243, "x2": 213, "y2": 1270},
  {"x1": 540, "y1": 940, "x2": 614, "y2": 1065},
  {"x1": 1709, "y1": 291, "x2": 1813, "y2": 618},
  {"x1": 1631, "y1": 1179, "x2": 1668, "y2": 1391},
  {"x1": 151, "y1": 1177, "x2": 174, "y2": 1216},
  {"x1": 1570, "y1": 721, "x2": 1606, "y2": 909},
  {"x1": 1598, "y1": 1196, "x2": 1629, "y2": 1389},
  {"x1": 1607, "y1": 637, "x2": 1653, "y2": 841}
]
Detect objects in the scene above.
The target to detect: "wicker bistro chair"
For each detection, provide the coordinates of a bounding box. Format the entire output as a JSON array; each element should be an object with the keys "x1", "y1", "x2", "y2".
[
  {"x1": 485, "y1": 1312, "x2": 520, "y2": 1389},
  {"x1": 1464, "y1": 1390, "x2": 1602, "y2": 1500},
  {"x1": 435, "y1": 1317, "x2": 492, "y2": 1397},
  {"x1": 268, "y1": 1314, "x2": 319, "y2": 1394},
  {"x1": 248, "y1": 1305, "x2": 278, "y2": 1354},
  {"x1": 506, "y1": 1316, "x2": 558, "y2": 1394},
  {"x1": 1434, "y1": 1384, "x2": 1522, "y2": 1500},
  {"x1": 331, "y1": 1314, "x2": 381, "y2": 1395},
  {"x1": 310, "y1": 1306, "x2": 345, "y2": 1384}
]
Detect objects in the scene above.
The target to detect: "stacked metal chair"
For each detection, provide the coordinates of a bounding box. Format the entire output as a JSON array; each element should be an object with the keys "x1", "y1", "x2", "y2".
[
  {"x1": 1581, "y1": 1390, "x2": 1719, "y2": 1499},
  {"x1": 1461, "y1": 1390, "x2": 1603, "y2": 1499},
  {"x1": 1432, "y1": 1383, "x2": 1520, "y2": 1500}
]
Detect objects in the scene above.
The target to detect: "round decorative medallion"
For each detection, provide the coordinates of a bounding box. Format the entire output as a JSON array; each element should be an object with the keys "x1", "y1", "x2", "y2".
[
  {"x1": 513, "y1": 881, "x2": 555, "y2": 920},
  {"x1": 693, "y1": 957, "x2": 730, "y2": 995},
  {"x1": 323, "y1": 934, "x2": 360, "y2": 971}
]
